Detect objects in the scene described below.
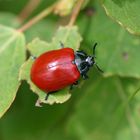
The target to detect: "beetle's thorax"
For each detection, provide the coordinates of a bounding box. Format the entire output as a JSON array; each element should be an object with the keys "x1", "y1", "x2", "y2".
[{"x1": 74, "y1": 50, "x2": 95, "y2": 76}]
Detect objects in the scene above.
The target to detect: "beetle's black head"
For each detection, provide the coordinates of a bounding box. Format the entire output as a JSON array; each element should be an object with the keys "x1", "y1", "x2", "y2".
[
  {"x1": 86, "y1": 56, "x2": 94, "y2": 66},
  {"x1": 75, "y1": 43, "x2": 103, "y2": 79}
]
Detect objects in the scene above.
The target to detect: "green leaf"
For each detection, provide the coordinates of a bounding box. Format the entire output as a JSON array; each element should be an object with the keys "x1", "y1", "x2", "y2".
[
  {"x1": 78, "y1": 1, "x2": 140, "y2": 78},
  {"x1": 0, "y1": 25, "x2": 26, "y2": 118},
  {"x1": 0, "y1": 82, "x2": 71, "y2": 140},
  {"x1": 65, "y1": 75, "x2": 140, "y2": 140},
  {"x1": 0, "y1": 13, "x2": 20, "y2": 28},
  {"x1": 101, "y1": 0, "x2": 140, "y2": 35},
  {"x1": 19, "y1": 26, "x2": 82, "y2": 105},
  {"x1": 25, "y1": 19, "x2": 57, "y2": 42}
]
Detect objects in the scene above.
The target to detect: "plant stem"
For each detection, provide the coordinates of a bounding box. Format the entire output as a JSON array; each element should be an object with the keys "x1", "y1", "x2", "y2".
[
  {"x1": 18, "y1": 0, "x2": 41, "y2": 23},
  {"x1": 68, "y1": 0, "x2": 84, "y2": 26},
  {"x1": 18, "y1": 3, "x2": 57, "y2": 32}
]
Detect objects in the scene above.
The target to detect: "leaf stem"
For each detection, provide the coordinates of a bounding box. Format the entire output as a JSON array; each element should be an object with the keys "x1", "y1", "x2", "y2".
[
  {"x1": 18, "y1": 3, "x2": 57, "y2": 32},
  {"x1": 68, "y1": 0, "x2": 84, "y2": 26},
  {"x1": 18, "y1": 0, "x2": 41, "y2": 23}
]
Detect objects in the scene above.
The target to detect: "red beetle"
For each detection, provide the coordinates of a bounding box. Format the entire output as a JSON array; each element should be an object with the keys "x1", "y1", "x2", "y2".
[{"x1": 30, "y1": 43, "x2": 102, "y2": 99}]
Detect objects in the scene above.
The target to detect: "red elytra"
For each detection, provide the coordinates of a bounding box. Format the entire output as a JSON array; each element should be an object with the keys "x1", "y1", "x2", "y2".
[{"x1": 30, "y1": 48, "x2": 80, "y2": 92}]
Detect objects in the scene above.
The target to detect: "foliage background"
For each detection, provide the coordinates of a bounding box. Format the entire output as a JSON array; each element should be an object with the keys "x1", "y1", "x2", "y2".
[{"x1": 0, "y1": 0, "x2": 140, "y2": 140}]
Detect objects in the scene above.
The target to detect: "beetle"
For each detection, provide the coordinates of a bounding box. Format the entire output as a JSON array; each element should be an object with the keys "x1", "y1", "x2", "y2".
[{"x1": 30, "y1": 43, "x2": 102, "y2": 99}]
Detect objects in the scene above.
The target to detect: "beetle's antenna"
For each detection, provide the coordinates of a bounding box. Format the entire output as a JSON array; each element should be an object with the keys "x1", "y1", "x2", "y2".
[
  {"x1": 92, "y1": 43, "x2": 103, "y2": 73},
  {"x1": 95, "y1": 63, "x2": 104, "y2": 73},
  {"x1": 93, "y1": 43, "x2": 97, "y2": 56}
]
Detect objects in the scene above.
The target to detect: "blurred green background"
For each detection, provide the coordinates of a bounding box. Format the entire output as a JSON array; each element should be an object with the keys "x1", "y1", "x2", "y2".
[{"x1": 0, "y1": 0, "x2": 140, "y2": 140}]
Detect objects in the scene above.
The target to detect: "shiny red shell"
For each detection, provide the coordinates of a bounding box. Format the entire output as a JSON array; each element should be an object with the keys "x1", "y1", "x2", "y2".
[{"x1": 30, "y1": 48, "x2": 80, "y2": 92}]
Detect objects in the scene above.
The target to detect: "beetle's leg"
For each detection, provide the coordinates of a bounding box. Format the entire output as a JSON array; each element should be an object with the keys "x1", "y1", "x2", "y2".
[
  {"x1": 70, "y1": 81, "x2": 78, "y2": 90},
  {"x1": 70, "y1": 84, "x2": 74, "y2": 90},
  {"x1": 73, "y1": 81, "x2": 79, "y2": 85},
  {"x1": 31, "y1": 55, "x2": 37, "y2": 60},
  {"x1": 82, "y1": 74, "x2": 88, "y2": 80},
  {"x1": 79, "y1": 63, "x2": 89, "y2": 78},
  {"x1": 45, "y1": 93, "x2": 50, "y2": 101},
  {"x1": 45, "y1": 91, "x2": 58, "y2": 101},
  {"x1": 59, "y1": 41, "x2": 64, "y2": 48}
]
